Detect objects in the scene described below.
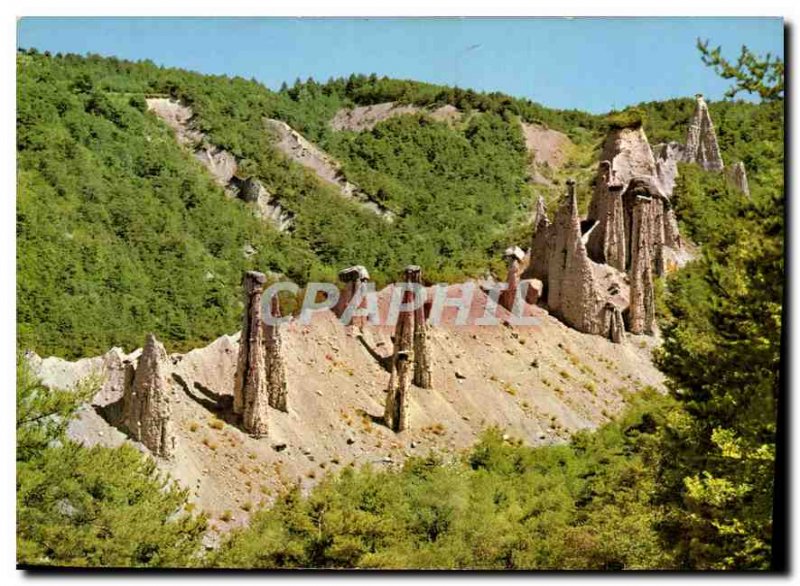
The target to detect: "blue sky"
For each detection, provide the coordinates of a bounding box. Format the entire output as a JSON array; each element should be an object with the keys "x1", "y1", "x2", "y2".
[{"x1": 17, "y1": 17, "x2": 784, "y2": 113}]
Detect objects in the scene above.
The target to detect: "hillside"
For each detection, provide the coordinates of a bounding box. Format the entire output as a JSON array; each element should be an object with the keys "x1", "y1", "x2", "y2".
[
  {"x1": 17, "y1": 52, "x2": 574, "y2": 358},
  {"x1": 30, "y1": 288, "x2": 664, "y2": 529}
]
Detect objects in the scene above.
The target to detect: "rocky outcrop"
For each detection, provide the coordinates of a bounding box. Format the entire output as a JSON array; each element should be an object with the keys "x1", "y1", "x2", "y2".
[
  {"x1": 653, "y1": 141, "x2": 684, "y2": 197},
  {"x1": 122, "y1": 334, "x2": 175, "y2": 458},
  {"x1": 265, "y1": 118, "x2": 395, "y2": 221},
  {"x1": 330, "y1": 101, "x2": 461, "y2": 132},
  {"x1": 194, "y1": 146, "x2": 238, "y2": 186},
  {"x1": 233, "y1": 271, "x2": 270, "y2": 437},
  {"x1": 628, "y1": 197, "x2": 656, "y2": 335},
  {"x1": 232, "y1": 177, "x2": 292, "y2": 231},
  {"x1": 727, "y1": 161, "x2": 750, "y2": 196},
  {"x1": 684, "y1": 94, "x2": 724, "y2": 172},
  {"x1": 607, "y1": 303, "x2": 626, "y2": 344},
  {"x1": 526, "y1": 180, "x2": 631, "y2": 343},
  {"x1": 406, "y1": 265, "x2": 433, "y2": 390},
  {"x1": 384, "y1": 271, "x2": 415, "y2": 432},
  {"x1": 146, "y1": 98, "x2": 292, "y2": 232},
  {"x1": 596, "y1": 125, "x2": 658, "y2": 188}
]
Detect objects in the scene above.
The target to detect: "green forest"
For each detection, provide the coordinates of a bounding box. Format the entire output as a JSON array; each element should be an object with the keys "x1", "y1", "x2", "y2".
[{"x1": 16, "y1": 44, "x2": 784, "y2": 570}]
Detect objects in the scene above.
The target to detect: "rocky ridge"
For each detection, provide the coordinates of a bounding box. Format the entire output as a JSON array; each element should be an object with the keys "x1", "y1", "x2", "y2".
[{"x1": 146, "y1": 98, "x2": 293, "y2": 231}]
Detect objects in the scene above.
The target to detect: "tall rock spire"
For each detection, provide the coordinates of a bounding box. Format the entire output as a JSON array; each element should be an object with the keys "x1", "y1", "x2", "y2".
[
  {"x1": 526, "y1": 196, "x2": 551, "y2": 289},
  {"x1": 123, "y1": 334, "x2": 175, "y2": 458},
  {"x1": 406, "y1": 265, "x2": 433, "y2": 390},
  {"x1": 234, "y1": 271, "x2": 270, "y2": 437},
  {"x1": 727, "y1": 161, "x2": 750, "y2": 196},
  {"x1": 628, "y1": 197, "x2": 656, "y2": 335},
  {"x1": 264, "y1": 293, "x2": 288, "y2": 413},
  {"x1": 684, "y1": 94, "x2": 724, "y2": 172},
  {"x1": 384, "y1": 270, "x2": 415, "y2": 432},
  {"x1": 546, "y1": 179, "x2": 602, "y2": 335}
]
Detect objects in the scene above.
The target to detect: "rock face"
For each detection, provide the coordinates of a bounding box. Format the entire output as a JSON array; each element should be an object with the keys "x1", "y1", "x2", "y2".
[
  {"x1": 232, "y1": 177, "x2": 292, "y2": 231},
  {"x1": 727, "y1": 161, "x2": 750, "y2": 196},
  {"x1": 384, "y1": 271, "x2": 415, "y2": 432},
  {"x1": 265, "y1": 118, "x2": 395, "y2": 221},
  {"x1": 586, "y1": 160, "x2": 626, "y2": 271},
  {"x1": 146, "y1": 98, "x2": 292, "y2": 232},
  {"x1": 684, "y1": 94, "x2": 724, "y2": 172},
  {"x1": 122, "y1": 334, "x2": 174, "y2": 458},
  {"x1": 233, "y1": 271, "x2": 270, "y2": 437},
  {"x1": 654, "y1": 142, "x2": 685, "y2": 197},
  {"x1": 406, "y1": 266, "x2": 433, "y2": 389},
  {"x1": 330, "y1": 101, "x2": 461, "y2": 132}
]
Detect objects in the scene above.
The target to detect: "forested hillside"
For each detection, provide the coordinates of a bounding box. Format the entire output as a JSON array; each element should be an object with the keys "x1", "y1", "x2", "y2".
[{"x1": 18, "y1": 51, "x2": 583, "y2": 358}]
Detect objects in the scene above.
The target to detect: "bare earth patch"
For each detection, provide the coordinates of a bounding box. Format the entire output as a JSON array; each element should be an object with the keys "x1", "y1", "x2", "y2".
[{"x1": 330, "y1": 101, "x2": 461, "y2": 132}]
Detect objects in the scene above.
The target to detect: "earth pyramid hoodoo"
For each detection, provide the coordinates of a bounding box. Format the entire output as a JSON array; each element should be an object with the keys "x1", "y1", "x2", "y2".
[
  {"x1": 384, "y1": 267, "x2": 417, "y2": 432},
  {"x1": 122, "y1": 333, "x2": 175, "y2": 458},
  {"x1": 233, "y1": 270, "x2": 289, "y2": 437}
]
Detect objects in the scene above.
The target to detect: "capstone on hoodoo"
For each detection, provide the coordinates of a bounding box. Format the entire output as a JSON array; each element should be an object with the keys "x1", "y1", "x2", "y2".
[{"x1": 333, "y1": 265, "x2": 371, "y2": 328}]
